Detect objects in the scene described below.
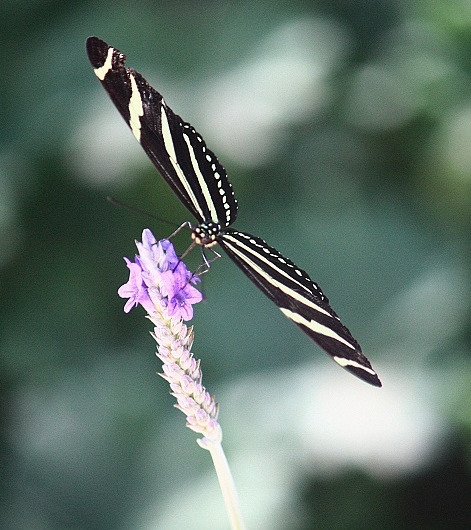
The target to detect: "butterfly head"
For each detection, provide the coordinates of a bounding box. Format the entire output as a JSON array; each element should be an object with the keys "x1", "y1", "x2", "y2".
[{"x1": 192, "y1": 222, "x2": 221, "y2": 248}]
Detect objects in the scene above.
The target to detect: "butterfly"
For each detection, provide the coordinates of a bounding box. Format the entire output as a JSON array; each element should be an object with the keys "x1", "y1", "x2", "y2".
[{"x1": 86, "y1": 36, "x2": 381, "y2": 387}]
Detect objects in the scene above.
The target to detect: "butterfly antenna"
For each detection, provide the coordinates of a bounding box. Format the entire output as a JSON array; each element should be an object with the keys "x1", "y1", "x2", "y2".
[{"x1": 107, "y1": 196, "x2": 177, "y2": 229}]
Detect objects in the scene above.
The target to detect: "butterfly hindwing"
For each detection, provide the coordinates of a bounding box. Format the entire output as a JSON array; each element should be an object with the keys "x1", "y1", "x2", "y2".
[{"x1": 219, "y1": 229, "x2": 381, "y2": 386}]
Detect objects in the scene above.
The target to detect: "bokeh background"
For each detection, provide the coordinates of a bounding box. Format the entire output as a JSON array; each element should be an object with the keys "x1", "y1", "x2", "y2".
[{"x1": 2, "y1": 1, "x2": 471, "y2": 528}]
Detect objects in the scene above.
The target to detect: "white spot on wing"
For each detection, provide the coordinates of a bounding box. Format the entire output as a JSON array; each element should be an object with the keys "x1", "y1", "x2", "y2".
[
  {"x1": 182, "y1": 133, "x2": 219, "y2": 222},
  {"x1": 128, "y1": 73, "x2": 144, "y2": 142},
  {"x1": 333, "y1": 356, "x2": 377, "y2": 376},
  {"x1": 94, "y1": 47, "x2": 114, "y2": 81},
  {"x1": 160, "y1": 106, "x2": 204, "y2": 219},
  {"x1": 280, "y1": 308, "x2": 355, "y2": 350}
]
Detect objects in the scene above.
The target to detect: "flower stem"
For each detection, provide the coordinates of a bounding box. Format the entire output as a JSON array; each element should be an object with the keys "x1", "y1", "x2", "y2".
[{"x1": 198, "y1": 437, "x2": 246, "y2": 530}]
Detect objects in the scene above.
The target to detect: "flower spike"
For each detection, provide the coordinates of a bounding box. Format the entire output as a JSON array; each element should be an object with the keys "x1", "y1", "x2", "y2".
[
  {"x1": 118, "y1": 230, "x2": 244, "y2": 528},
  {"x1": 118, "y1": 230, "x2": 218, "y2": 438}
]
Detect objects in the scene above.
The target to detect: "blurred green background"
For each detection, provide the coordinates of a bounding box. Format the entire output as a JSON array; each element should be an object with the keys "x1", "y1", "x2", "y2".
[{"x1": 2, "y1": 1, "x2": 471, "y2": 529}]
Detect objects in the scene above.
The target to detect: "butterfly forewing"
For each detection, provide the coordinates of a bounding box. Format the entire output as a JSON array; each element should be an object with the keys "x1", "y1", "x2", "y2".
[
  {"x1": 219, "y1": 229, "x2": 381, "y2": 387},
  {"x1": 86, "y1": 36, "x2": 237, "y2": 227},
  {"x1": 133, "y1": 71, "x2": 238, "y2": 226}
]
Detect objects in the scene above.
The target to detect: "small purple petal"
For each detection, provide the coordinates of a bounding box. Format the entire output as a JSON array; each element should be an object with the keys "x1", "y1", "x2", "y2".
[
  {"x1": 160, "y1": 239, "x2": 180, "y2": 268},
  {"x1": 159, "y1": 270, "x2": 176, "y2": 298},
  {"x1": 136, "y1": 231, "x2": 162, "y2": 280},
  {"x1": 167, "y1": 281, "x2": 203, "y2": 321},
  {"x1": 118, "y1": 257, "x2": 154, "y2": 313},
  {"x1": 141, "y1": 228, "x2": 157, "y2": 249},
  {"x1": 168, "y1": 293, "x2": 194, "y2": 320},
  {"x1": 189, "y1": 272, "x2": 201, "y2": 285}
]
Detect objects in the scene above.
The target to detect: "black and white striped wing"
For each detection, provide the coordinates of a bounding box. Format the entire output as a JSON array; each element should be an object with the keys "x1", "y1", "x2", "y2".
[
  {"x1": 219, "y1": 229, "x2": 381, "y2": 387},
  {"x1": 86, "y1": 36, "x2": 238, "y2": 227}
]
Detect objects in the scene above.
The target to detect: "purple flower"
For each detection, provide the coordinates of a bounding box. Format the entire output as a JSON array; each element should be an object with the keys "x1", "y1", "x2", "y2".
[
  {"x1": 160, "y1": 261, "x2": 203, "y2": 321},
  {"x1": 169, "y1": 265, "x2": 203, "y2": 320},
  {"x1": 118, "y1": 257, "x2": 154, "y2": 314},
  {"x1": 118, "y1": 230, "x2": 202, "y2": 321}
]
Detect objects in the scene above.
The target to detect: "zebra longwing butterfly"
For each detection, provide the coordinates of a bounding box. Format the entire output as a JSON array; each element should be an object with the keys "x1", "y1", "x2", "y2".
[{"x1": 86, "y1": 36, "x2": 381, "y2": 387}]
